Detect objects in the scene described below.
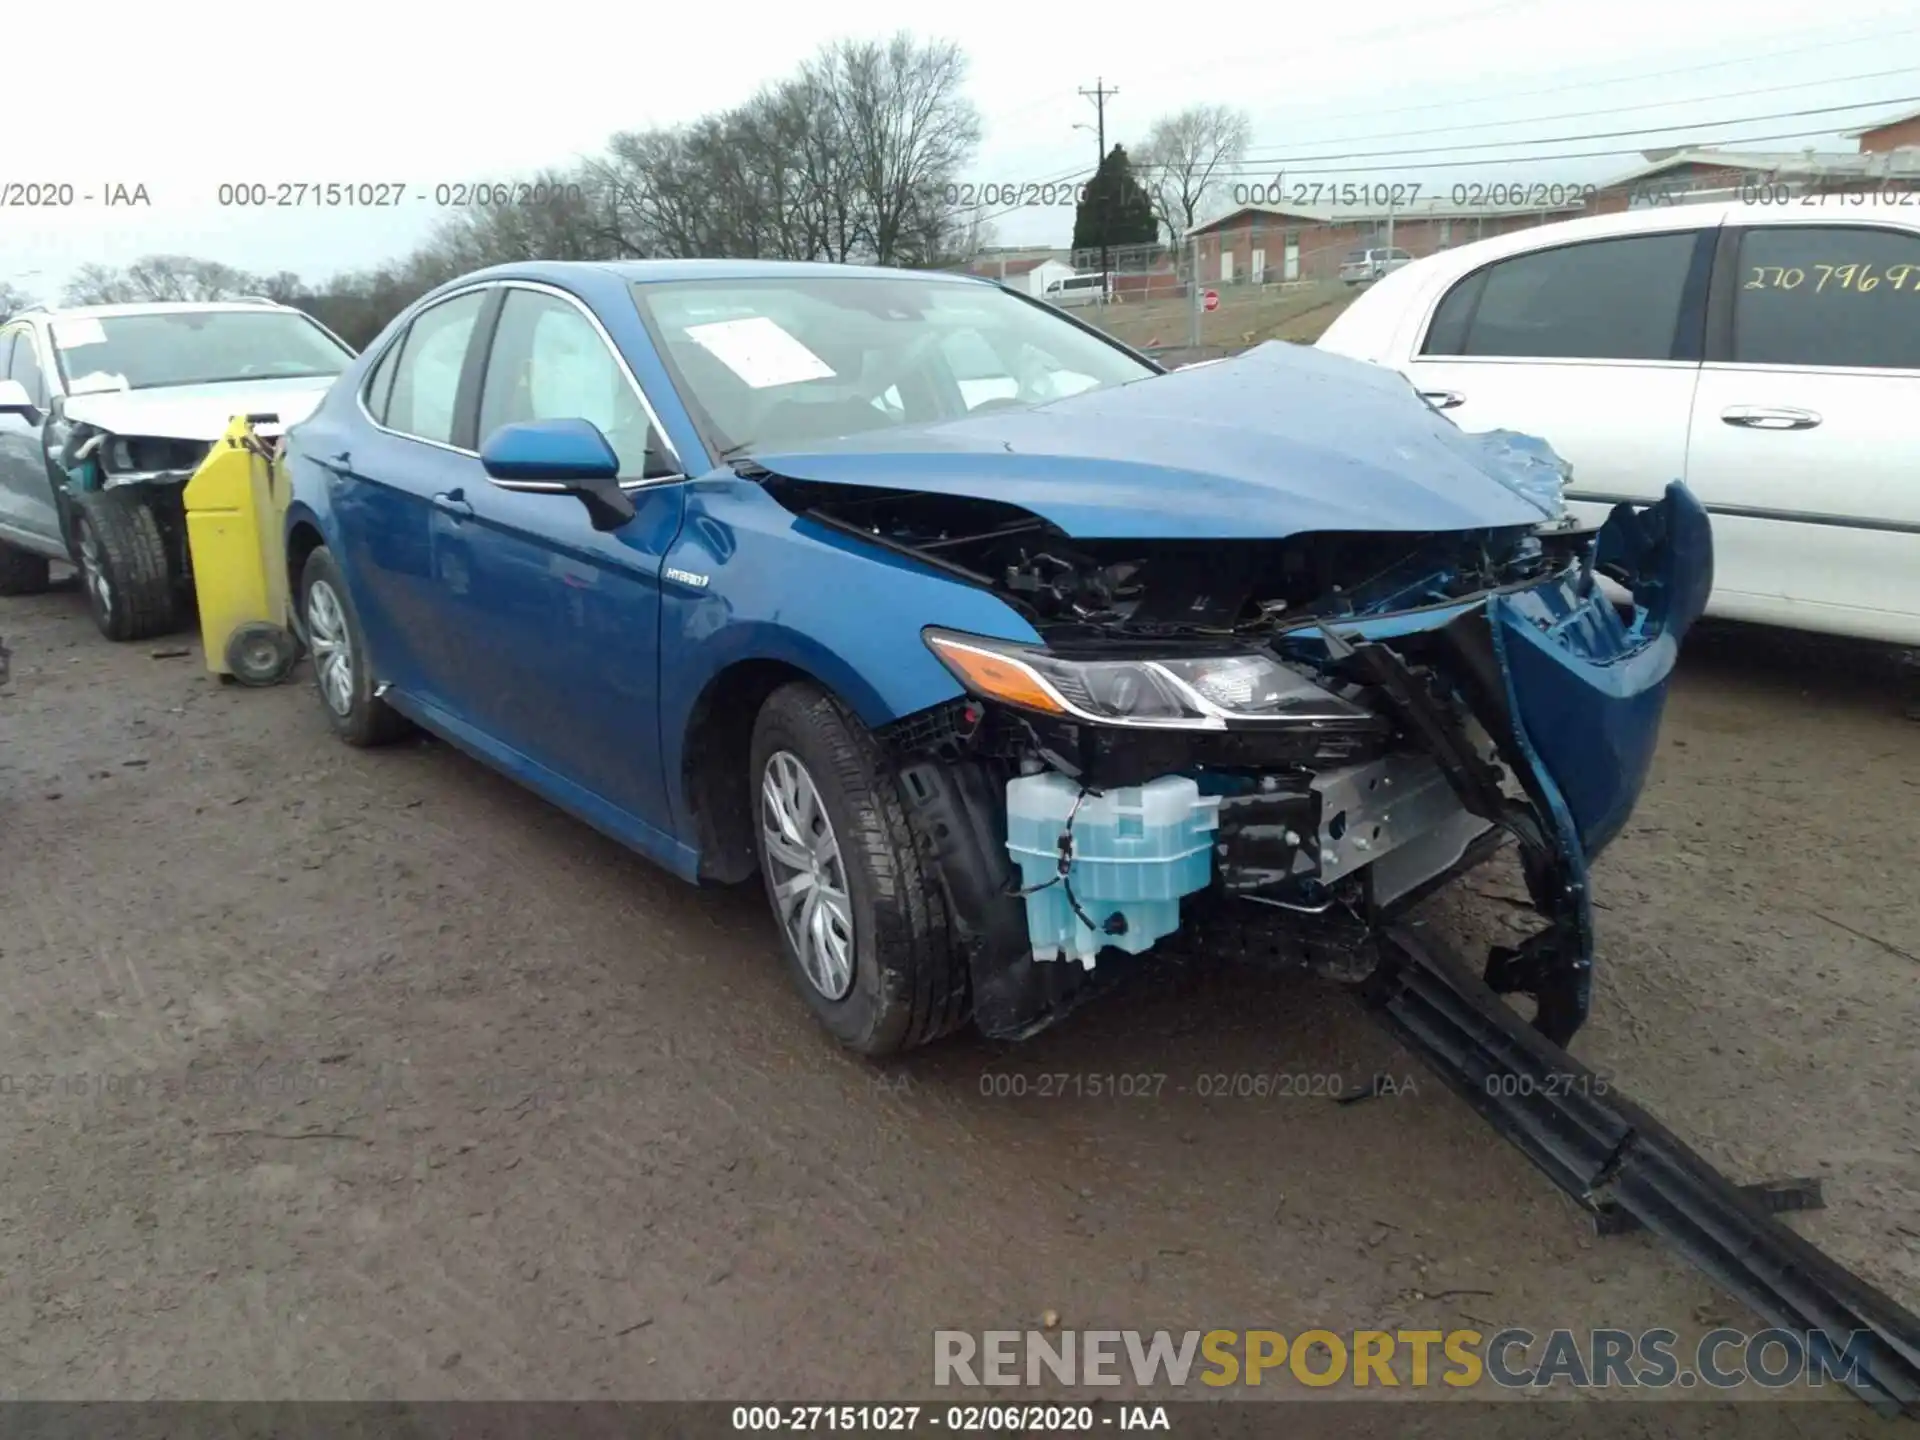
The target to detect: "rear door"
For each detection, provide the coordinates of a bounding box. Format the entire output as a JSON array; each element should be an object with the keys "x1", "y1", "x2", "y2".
[
  {"x1": 1405, "y1": 225, "x2": 1717, "y2": 519},
  {"x1": 326, "y1": 286, "x2": 494, "y2": 708},
  {"x1": 1682, "y1": 218, "x2": 1920, "y2": 643}
]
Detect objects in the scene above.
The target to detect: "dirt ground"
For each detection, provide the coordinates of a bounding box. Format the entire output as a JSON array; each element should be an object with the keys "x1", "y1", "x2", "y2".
[
  {"x1": 1085, "y1": 282, "x2": 1357, "y2": 353},
  {"x1": 1, "y1": 569, "x2": 1916, "y2": 1424}
]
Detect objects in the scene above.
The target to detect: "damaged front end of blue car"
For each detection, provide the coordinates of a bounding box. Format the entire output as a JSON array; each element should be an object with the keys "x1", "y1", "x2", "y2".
[{"x1": 759, "y1": 351, "x2": 1713, "y2": 1047}]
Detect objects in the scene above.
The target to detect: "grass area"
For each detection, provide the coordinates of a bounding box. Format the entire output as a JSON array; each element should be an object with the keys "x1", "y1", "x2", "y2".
[{"x1": 1085, "y1": 281, "x2": 1359, "y2": 352}]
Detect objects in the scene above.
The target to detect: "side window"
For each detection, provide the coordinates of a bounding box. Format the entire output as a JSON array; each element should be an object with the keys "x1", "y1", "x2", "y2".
[
  {"x1": 1422, "y1": 231, "x2": 1700, "y2": 361},
  {"x1": 8, "y1": 329, "x2": 48, "y2": 404},
  {"x1": 361, "y1": 336, "x2": 402, "y2": 424},
  {"x1": 477, "y1": 289, "x2": 669, "y2": 479},
  {"x1": 1730, "y1": 226, "x2": 1920, "y2": 370},
  {"x1": 384, "y1": 290, "x2": 487, "y2": 446}
]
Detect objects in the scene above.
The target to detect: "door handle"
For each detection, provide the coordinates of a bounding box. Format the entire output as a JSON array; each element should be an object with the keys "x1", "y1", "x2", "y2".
[
  {"x1": 432, "y1": 490, "x2": 474, "y2": 520},
  {"x1": 1419, "y1": 390, "x2": 1465, "y2": 410},
  {"x1": 1721, "y1": 405, "x2": 1821, "y2": 431}
]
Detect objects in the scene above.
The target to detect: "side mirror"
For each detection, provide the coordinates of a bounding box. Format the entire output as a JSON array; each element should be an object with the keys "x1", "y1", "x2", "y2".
[
  {"x1": 479, "y1": 418, "x2": 635, "y2": 532},
  {"x1": 0, "y1": 378, "x2": 42, "y2": 425}
]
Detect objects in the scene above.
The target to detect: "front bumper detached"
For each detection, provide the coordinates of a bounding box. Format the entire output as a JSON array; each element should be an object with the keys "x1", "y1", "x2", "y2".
[
  {"x1": 896, "y1": 484, "x2": 1712, "y2": 1046},
  {"x1": 1286, "y1": 480, "x2": 1713, "y2": 1043}
]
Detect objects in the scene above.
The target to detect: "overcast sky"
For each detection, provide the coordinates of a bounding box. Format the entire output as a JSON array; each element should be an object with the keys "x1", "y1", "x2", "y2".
[{"x1": 4, "y1": 0, "x2": 1917, "y2": 298}]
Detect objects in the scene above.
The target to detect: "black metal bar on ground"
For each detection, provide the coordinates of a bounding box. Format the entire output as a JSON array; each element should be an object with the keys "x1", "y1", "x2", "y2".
[
  {"x1": 1360, "y1": 924, "x2": 1920, "y2": 1420},
  {"x1": 1594, "y1": 1177, "x2": 1825, "y2": 1238}
]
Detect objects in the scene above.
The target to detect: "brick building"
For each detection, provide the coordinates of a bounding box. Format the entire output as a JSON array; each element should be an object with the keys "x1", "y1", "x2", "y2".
[
  {"x1": 1586, "y1": 145, "x2": 1920, "y2": 212},
  {"x1": 1850, "y1": 106, "x2": 1920, "y2": 154},
  {"x1": 1184, "y1": 200, "x2": 1585, "y2": 287}
]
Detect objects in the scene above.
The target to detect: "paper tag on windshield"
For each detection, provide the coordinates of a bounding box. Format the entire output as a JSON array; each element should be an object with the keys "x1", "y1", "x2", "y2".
[
  {"x1": 68, "y1": 371, "x2": 130, "y2": 395},
  {"x1": 685, "y1": 316, "x2": 835, "y2": 389},
  {"x1": 52, "y1": 318, "x2": 107, "y2": 348}
]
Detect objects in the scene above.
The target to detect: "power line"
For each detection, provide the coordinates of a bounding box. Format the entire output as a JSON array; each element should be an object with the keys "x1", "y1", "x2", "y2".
[
  {"x1": 1218, "y1": 65, "x2": 1920, "y2": 154},
  {"x1": 973, "y1": 29, "x2": 1918, "y2": 212},
  {"x1": 1204, "y1": 122, "x2": 1915, "y2": 180},
  {"x1": 1254, "y1": 19, "x2": 1920, "y2": 127},
  {"x1": 1214, "y1": 91, "x2": 1920, "y2": 172},
  {"x1": 982, "y1": 0, "x2": 1546, "y2": 133},
  {"x1": 964, "y1": 106, "x2": 1915, "y2": 231}
]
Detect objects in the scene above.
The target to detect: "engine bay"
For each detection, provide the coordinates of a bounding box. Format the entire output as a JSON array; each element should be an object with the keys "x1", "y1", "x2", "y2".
[{"x1": 767, "y1": 478, "x2": 1571, "y2": 644}]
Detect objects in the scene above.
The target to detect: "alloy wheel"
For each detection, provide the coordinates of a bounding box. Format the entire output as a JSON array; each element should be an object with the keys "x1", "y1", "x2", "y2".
[
  {"x1": 305, "y1": 579, "x2": 355, "y2": 717},
  {"x1": 760, "y1": 750, "x2": 855, "y2": 1000}
]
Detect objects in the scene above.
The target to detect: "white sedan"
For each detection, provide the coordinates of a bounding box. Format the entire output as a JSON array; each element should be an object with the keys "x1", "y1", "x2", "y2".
[{"x1": 1316, "y1": 200, "x2": 1920, "y2": 647}]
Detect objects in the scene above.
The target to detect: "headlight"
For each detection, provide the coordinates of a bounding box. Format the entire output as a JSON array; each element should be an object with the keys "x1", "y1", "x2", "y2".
[{"x1": 923, "y1": 629, "x2": 1371, "y2": 731}]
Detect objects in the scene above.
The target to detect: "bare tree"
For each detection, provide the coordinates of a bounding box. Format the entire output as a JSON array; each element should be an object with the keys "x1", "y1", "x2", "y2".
[
  {"x1": 63, "y1": 264, "x2": 141, "y2": 305},
  {"x1": 809, "y1": 34, "x2": 981, "y2": 266},
  {"x1": 45, "y1": 32, "x2": 989, "y2": 348},
  {"x1": 63, "y1": 255, "x2": 268, "y2": 304},
  {"x1": 0, "y1": 281, "x2": 35, "y2": 324},
  {"x1": 1138, "y1": 104, "x2": 1251, "y2": 243}
]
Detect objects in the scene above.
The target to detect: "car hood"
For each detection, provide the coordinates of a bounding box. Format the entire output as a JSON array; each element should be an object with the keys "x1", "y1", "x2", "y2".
[
  {"x1": 61, "y1": 377, "x2": 337, "y2": 440},
  {"x1": 744, "y1": 341, "x2": 1559, "y2": 540}
]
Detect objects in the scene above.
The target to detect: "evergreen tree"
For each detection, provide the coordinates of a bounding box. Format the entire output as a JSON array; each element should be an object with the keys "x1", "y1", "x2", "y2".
[{"x1": 1071, "y1": 144, "x2": 1158, "y2": 263}]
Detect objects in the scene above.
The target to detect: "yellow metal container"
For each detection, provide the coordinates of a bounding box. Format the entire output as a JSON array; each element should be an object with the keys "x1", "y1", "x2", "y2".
[{"x1": 181, "y1": 417, "x2": 301, "y2": 685}]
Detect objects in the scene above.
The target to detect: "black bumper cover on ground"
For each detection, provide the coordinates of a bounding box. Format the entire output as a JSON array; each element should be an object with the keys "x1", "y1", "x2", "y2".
[{"x1": 1365, "y1": 924, "x2": 1920, "y2": 1418}]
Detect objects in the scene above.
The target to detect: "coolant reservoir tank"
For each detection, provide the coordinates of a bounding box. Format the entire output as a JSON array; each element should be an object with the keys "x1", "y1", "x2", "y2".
[{"x1": 1004, "y1": 773, "x2": 1221, "y2": 969}]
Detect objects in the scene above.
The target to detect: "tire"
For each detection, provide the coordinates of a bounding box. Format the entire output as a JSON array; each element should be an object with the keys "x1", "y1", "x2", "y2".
[
  {"x1": 225, "y1": 621, "x2": 300, "y2": 687},
  {"x1": 297, "y1": 546, "x2": 411, "y2": 747},
  {"x1": 71, "y1": 489, "x2": 178, "y2": 641},
  {"x1": 0, "y1": 541, "x2": 51, "y2": 596},
  {"x1": 750, "y1": 681, "x2": 970, "y2": 1057}
]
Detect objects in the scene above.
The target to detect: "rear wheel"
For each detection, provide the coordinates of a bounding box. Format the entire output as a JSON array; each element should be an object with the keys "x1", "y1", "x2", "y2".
[
  {"x1": 298, "y1": 546, "x2": 411, "y2": 747},
  {"x1": 72, "y1": 489, "x2": 178, "y2": 641},
  {"x1": 749, "y1": 681, "x2": 970, "y2": 1056},
  {"x1": 0, "y1": 541, "x2": 51, "y2": 596}
]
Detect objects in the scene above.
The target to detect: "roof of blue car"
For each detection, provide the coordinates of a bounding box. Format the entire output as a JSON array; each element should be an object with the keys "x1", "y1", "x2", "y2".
[{"x1": 459, "y1": 258, "x2": 983, "y2": 286}]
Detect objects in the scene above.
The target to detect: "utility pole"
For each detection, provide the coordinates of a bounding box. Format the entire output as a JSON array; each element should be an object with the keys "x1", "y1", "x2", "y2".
[{"x1": 1079, "y1": 78, "x2": 1118, "y2": 298}]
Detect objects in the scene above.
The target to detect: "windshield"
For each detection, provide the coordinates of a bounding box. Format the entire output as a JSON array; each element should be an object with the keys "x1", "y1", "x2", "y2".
[
  {"x1": 631, "y1": 275, "x2": 1156, "y2": 460},
  {"x1": 48, "y1": 310, "x2": 355, "y2": 392}
]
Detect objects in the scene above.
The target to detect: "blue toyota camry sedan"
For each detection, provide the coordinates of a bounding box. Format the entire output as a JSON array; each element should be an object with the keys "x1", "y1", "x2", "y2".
[{"x1": 282, "y1": 260, "x2": 1711, "y2": 1056}]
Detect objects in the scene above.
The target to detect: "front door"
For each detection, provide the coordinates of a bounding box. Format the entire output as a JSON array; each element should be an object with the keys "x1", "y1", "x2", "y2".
[
  {"x1": 1404, "y1": 225, "x2": 1716, "y2": 515},
  {"x1": 433, "y1": 283, "x2": 686, "y2": 830},
  {"x1": 1681, "y1": 220, "x2": 1920, "y2": 642}
]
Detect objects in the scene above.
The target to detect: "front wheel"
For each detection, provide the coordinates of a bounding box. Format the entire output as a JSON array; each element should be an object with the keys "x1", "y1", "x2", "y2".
[
  {"x1": 298, "y1": 546, "x2": 411, "y2": 747},
  {"x1": 71, "y1": 489, "x2": 178, "y2": 641},
  {"x1": 749, "y1": 681, "x2": 970, "y2": 1056}
]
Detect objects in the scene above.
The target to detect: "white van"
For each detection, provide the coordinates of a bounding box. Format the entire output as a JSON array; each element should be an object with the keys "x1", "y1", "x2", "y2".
[{"x1": 1043, "y1": 273, "x2": 1116, "y2": 308}]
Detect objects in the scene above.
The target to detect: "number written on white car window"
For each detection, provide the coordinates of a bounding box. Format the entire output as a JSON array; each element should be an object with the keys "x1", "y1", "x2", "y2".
[{"x1": 1732, "y1": 227, "x2": 1920, "y2": 369}]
